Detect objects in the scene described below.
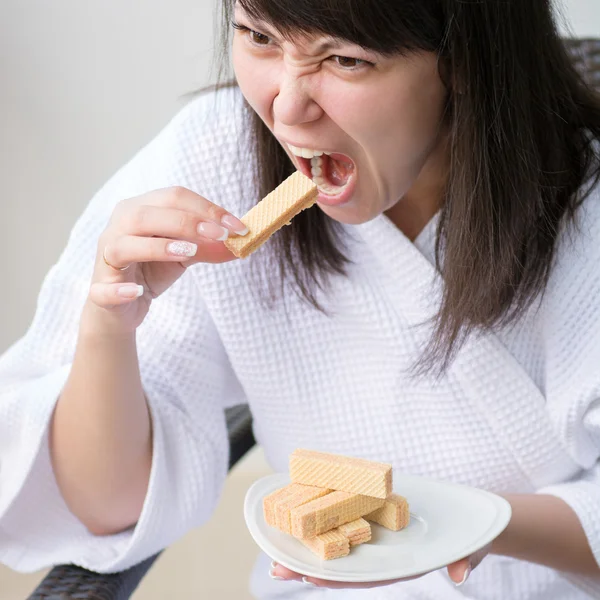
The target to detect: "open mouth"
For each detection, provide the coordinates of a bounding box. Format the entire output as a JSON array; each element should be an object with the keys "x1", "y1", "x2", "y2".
[
  {"x1": 306, "y1": 153, "x2": 355, "y2": 194},
  {"x1": 287, "y1": 144, "x2": 356, "y2": 197}
]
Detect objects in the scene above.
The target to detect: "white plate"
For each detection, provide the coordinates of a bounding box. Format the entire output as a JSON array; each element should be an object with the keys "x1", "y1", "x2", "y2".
[{"x1": 244, "y1": 473, "x2": 511, "y2": 583}]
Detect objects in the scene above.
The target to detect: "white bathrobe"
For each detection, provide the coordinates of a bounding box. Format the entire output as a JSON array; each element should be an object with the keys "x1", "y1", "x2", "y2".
[{"x1": 1, "y1": 86, "x2": 600, "y2": 600}]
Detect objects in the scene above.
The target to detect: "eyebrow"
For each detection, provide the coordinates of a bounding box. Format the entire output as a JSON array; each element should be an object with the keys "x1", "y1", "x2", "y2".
[{"x1": 234, "y1": 5, "x2": 348, "y2": 53}]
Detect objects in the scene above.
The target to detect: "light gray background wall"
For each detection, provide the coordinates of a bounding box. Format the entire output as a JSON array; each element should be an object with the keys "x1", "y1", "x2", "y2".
[{"x1": 0, "y1": 1, "x2": 598, "y2": 598}]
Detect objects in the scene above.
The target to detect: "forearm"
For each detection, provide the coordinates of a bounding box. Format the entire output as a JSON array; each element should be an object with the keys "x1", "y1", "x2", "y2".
[
  {"x1": 50, "y1": 319, "x2": 152, "y2": 536},
  {"x1": 492, "y1": 493, "x2": 600, "y2": 576}
]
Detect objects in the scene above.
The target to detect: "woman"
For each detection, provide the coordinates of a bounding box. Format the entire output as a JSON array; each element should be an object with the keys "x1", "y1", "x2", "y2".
[{"x1": 1, "y1": 0, "x2": 600, "y2": 597}]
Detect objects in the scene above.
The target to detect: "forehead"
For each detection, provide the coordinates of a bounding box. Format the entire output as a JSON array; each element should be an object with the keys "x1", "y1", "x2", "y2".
[
  {"x1": 234, "y1": 3, "x2": 354, "y2": 52},
  {"x1": 231, "y1": 0, "x2": 444, "y2": 57}
]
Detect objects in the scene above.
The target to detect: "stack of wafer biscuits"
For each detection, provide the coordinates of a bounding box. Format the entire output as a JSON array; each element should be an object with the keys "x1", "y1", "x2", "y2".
[
  {"x1": 224, "y1": 171, "x2": 318, "y2": 259},
  {"x1": 262, "y1": 449, "x2": 410, "y2": 560}
]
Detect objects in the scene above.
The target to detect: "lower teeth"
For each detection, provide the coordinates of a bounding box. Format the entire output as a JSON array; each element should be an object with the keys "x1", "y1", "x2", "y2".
[{"x1": 310, "y1": 156, "x2": 349, "y2": 195}]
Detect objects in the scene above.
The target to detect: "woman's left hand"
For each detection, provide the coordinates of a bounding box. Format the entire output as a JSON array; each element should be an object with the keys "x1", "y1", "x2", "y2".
[{"x1": 269, "y1": 543, "x2": 491, "y2": 589}]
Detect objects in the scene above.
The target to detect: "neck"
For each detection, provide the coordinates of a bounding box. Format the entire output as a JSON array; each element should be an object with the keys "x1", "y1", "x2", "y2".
[{"x1": 385, "y1": 133, "x2": 449, "y2": 242}]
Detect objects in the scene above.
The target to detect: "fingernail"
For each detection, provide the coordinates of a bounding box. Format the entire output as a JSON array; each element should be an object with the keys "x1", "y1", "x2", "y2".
[
  {"x1": 221, "y1": 214, "x2": 249, "y2": 236},
  {"x1": 117, "y1": 284, "x2": 144, "y2": 299},
  {"x1": 270, "y1": 561, "x2": 278, "y2": 569},
  {"x1": 268, "y1": 568, "x2": 285, "y2": 581},
  {"x1": 302, "y1": 577, "x2": 317, "y2": 586},
  {"x1": 454, "y1": 564, "x2": 472, "y2": 587},
  {"x1": 198, "y1": 222, "x2": 229, "y2": 241},
  {"x1": 167, "y1": 241, "x2": 197, "y2": 257}
]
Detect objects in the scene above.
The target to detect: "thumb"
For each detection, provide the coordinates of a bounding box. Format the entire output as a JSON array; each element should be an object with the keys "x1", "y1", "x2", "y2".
[
  {"x1": 447, "y1": 557, "x2": 471, "y2": 586},
  {"x1": 447, "y1": 542, "x2": 492, "y2": 586}
]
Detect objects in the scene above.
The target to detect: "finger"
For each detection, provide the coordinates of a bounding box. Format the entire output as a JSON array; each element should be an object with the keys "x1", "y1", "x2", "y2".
[
  {"x1": 110, "y1": 234, "x2": 236, "y2": 266},
  {"x1": 270, "y1": 563, "x2": 303, "y2": 582},
  {"x1": 118, "y1": 187, "x2": 248, "y2": 236},
  {"x1": 102, "y1": 226, "x2": 238, "y2": 268},
  {"x1": 114, "y1": 205, "x2": 234, "y2": 243},
  {"x1": 447, "y1": 557, "x2": 471, "y2": 585},
  {"x1": 102, "y1": 236, "x2": 198, "y2": 271},
  {"x1": 89, "y1": 282, "x2": 145, "y2": 309},
  {"x1": 447, "y1": 542, "x2": 491, "y2": 586}
]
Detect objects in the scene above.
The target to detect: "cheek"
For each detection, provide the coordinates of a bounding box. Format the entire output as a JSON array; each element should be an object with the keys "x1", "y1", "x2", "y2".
[
  {"x1": 232, "y1": 44, "x2": 273, "y2": 119},
  {"x1": 364, "y1": 75, "x2": 447, "y2": 163},
  {"x1": 392, "y1": 65, "x2": 447, "y2": 140},
  {"x1": 320, "y1": 90, "x2": 364, "y2": 131},
  {"x1": 319, "y1": 76, "x2": 379, "y2": 125}
]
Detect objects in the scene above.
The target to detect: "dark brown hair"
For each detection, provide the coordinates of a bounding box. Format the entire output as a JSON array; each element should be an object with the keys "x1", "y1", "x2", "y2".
[{"x1": 214, "y1": 0, "x2": 600, "y2": 372}]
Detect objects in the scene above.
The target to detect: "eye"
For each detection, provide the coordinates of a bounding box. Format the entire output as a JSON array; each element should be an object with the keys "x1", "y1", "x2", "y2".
[
  {"x1": 332, "y1": 56, "x2": 373, "y2": 70},
  {"x1": 231, "y1": 21, "x2": 271, "y2": 46},
  {"x1": 249, "y1": 29, "x2": 270, "y2": 46}
]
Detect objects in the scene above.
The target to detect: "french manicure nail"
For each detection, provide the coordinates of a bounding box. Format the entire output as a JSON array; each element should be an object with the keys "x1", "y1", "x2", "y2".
[
  {"x1": 221, "y1": 214, "x2": 249, "y2": 236},
  {"x1": 268, "y1": 569, "x2": 285, "y2": 581},
  {"x1": 117, "y1": 284, "x2": 144, "y2": 299},
  {"x1": 167, "y1": 241, "x2": 197, "y2": 257},
  {"x1": 302, "y1": 577, "x2": 317, "y2": 586},
  {"x1": 270, "y1": 561, "x2": 278, "y2": 569},
  {"x1": 198, "y1": 221, "x2": 229, "y2": 241},
  {"x1": 454, "y1": 565, "x2": 472, "y2": 587}
]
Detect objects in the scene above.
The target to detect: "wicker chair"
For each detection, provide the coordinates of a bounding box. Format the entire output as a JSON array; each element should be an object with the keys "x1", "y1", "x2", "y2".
[{"x1": 25, "y1": 37, "x2": 600, "y2": 600}]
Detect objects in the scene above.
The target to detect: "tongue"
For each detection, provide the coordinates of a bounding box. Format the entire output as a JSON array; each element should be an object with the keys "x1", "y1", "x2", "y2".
[{"x1": 326, "y1": 153, "x2": 355, "y2": 187}]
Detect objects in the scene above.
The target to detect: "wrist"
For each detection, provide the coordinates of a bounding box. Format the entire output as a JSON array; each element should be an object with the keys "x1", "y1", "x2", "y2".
[
  {"x1": 489, "y1": 493, "x2": 515, "y2": 557},
  {"x1": 79, "y1": 300, "x2": 140, "y2": 340},
  {"x1": 488, "y1": 493, "x2": 600, "y2": 576}
]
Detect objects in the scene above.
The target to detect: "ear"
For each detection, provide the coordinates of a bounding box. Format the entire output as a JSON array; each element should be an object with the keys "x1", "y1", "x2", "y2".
[{"x1": 437, "y1": 55, "x2": 464, "y2": 96}]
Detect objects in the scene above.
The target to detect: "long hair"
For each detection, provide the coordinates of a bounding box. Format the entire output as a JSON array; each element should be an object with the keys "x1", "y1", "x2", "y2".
[{"x1": 214, "y1": 0, "x2": 600, "y2": 371}]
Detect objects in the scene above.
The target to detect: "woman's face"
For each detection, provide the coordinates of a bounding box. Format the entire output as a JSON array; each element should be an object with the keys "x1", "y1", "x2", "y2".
[{"x1": 232, "y1": 4, "x2": 449, "y2": 225}]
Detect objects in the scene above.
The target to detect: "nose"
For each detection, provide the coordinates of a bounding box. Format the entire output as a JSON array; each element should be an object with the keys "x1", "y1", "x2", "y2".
[{"x1": 272, "y1": 67, "x2": 324, "y2": 127}]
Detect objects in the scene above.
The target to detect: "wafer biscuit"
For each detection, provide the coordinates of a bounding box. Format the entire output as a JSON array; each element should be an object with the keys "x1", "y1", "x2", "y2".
[
  {"x1": 365, "y1": 494, "x2": 410, "y2": 531},
  {"x1": 301, "y1": 529, "x2": 350, "y2": 560},
  {"x1": 263, "y1": 484, "x2": 306, "y2": 527},
  {"x1": 224, "y1": 171, "x2": 317, "y2": 258},
  {"x1": 291, "y1": 490, "x2": 384, "y2": 539},
  {"x1": 337, "y1": 518, "x2": 371, "y2": 546},
  {"x1": 275, "y1": 485, "x2": 332, "y2": 534},
  {"x1": 290, "y1": 449, "x2": 392, "y2": 499},
  {"x1": 346, "y1": 531, "x2": 370, "y2": 546}
]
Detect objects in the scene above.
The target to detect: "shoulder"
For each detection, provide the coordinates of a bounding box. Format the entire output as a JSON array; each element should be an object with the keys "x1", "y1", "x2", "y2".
[
  {"x1": 547, "y1": 134, "x2": 600, "y2": 299},
  {"x1": 540, "y1": 171, "x2": 600, "y2": 384},
  {"x1": 163, "y1": 84, "x2": 248, "y2": 152},
  {"x1": 154, "y1": 84, "x2": 255, "y2": 214},
  {"x1": 147, "y1": 84, "x2": 251, "y2": 184},
  {"x1": 89, "y1": 84, "x2": 254, "y2": 218},
  {"x1": 536, "y1": 174, "x2": 600, "y2": 457},
  {"x1": 550, "y1": 172, "x2": 600, "y2": 295}
]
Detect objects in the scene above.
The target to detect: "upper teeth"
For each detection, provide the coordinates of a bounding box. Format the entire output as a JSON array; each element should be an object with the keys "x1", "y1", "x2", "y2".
[{"x1": 287, "y1": 144, "x2": 332, "y2": 159}]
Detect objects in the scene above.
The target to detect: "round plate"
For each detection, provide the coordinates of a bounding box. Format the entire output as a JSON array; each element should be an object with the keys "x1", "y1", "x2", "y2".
[{"x1": 244, "y1": 473, "x2": 511, "y2": 582}]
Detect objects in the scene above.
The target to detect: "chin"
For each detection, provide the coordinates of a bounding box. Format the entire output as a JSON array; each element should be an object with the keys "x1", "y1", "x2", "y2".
[{"x1": 317, "y1": 200, "x2": 382, "y2": 226}]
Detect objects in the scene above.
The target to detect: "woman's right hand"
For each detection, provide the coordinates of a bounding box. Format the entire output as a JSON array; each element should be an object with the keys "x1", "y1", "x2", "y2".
[{"x1": 82, "y1": 186, "x2": 248, "y2": 336}]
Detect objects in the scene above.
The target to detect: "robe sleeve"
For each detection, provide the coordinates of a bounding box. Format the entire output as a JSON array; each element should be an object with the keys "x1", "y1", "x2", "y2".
[
  {"x1": 0, "y1": 89, "x2": 247, "y2": 573},
  {"x1": 536, "y1": 183, "x2": 600, "y2": 592}
]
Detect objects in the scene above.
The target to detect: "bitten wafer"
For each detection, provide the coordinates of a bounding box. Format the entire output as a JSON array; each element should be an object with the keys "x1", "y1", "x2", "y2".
[
  {"x1": 224, "y1": 171, "x2": 317, "y2": 258},
  {"x1": 290, "y1": 448, "x2": 392, "y2": 499},
  {"x1": 290, "y1": 490, "x2": 384, "y2": 539},
  {"x1": 365, "y1": 494, "x2": 410, "y2": 531},
  {"x1": 337, "y1": 518, "x2": 371, "y2": 546},
  {"x1": 301, "y1": 529, "x2": 350, "y2": 560}
]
